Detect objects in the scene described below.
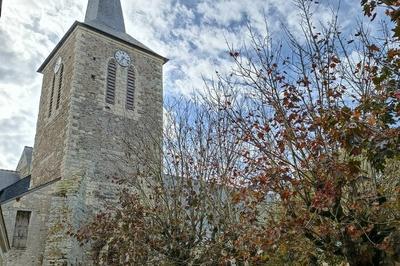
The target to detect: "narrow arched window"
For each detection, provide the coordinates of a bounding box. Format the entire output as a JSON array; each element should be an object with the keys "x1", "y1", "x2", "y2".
[
  {"x1": 126, "y1": 66, "x2": 135, "y2": 110},
  {"x1": 106, "y1": 59, "x2": 117, "y2": 104},
  {"x1": 56, "y1": 64, "x2": 64, "y2": 110},
  {"x1": 48, "y1": 76, "x2": 56, "y2": 117}
]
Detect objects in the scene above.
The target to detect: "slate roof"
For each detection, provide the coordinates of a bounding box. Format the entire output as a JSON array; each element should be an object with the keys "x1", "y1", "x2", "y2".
[
  {"x1": 85, "y1": 0, "x2": 126, "y2": 34},
  {"x1": 0, "y1": 176, "x2": 30, "y2": 203},
  {"x1": 84, "y1": 21, "x2": 155, "y2": 53},
  {"x1": 84, "y1": 0, "x2": 155, "y2": 53},
  {"x1": 0, "y1": 170, "x2": 20, "y2": 191}
]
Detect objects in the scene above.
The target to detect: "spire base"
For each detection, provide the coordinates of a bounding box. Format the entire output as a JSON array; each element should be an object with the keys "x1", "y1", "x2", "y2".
[{"x1": 85, "y1": 0, "x2": 126, "y2": 33}]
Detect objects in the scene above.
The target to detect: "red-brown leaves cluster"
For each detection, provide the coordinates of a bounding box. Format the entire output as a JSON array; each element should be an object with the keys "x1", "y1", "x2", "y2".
[
  {"x1": 362, "y1": 0, "x2": 400, "y2": 38},
  {"x1": 219, "y1": 0, "x2": 400, "y2": 264}
]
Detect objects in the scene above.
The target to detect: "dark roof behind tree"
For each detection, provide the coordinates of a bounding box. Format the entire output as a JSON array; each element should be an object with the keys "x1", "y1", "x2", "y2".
[
  {"x1": 0, "y1": 176, "x2": 30, "y2": 203},
  {"x1": 0, "y1": 170, "x2": 20, "y2": 191}
]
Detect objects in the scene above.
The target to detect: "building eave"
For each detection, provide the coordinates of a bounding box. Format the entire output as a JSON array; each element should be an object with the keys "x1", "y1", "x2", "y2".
[
  {"x1": 37, "y1": 21, "x2": 168, "y2": 73},
  {"x1": 0, "y1": 177, "x2": 60, "y2": 205}
]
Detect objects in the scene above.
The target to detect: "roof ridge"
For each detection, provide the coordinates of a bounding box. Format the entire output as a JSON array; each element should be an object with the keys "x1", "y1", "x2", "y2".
[
  {"x1": 38, "y1": 21, "x2": 168, "y2": 73},
  {"x1": 0, "y1": 169, "x2": 18, "y2": 173}
]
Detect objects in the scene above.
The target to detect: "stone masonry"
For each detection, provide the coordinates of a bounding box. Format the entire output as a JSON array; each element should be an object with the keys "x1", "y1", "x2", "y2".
[{"x1": 40, "y1": 25, "x2": 164, "y2": 265}]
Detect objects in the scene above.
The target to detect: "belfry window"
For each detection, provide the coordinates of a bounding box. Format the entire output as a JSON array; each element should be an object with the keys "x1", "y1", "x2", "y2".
[
  {"x1": 56, "y1": 64, "x2": 64, "y2": 110},
  {"x1": 126, "y1": 66, "x2": 135, "y2": 110},
  {"x1": 12, "y1": 211, "x2": 31, "y2": 249},
  {"x1": 48, "y1": 76, "x2": 56, "y2": 117},
  {"x1": 106, "y1": 59, "x2": 117, "y2": 104}
]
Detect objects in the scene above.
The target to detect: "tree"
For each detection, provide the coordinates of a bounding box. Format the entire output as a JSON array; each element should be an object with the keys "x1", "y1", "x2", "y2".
[
  {"x1": 207, "y1": 0, "x2": 400, "y2": 264},
  {"x1": 76, "y1": 98, "x2": 249, "y2": 265},
  {"x1": 77, "y1": 0, "x2": 400, "y2": 265}
]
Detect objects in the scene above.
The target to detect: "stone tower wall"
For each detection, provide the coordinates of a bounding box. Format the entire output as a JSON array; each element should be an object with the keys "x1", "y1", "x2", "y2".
[
  {"x1": 40, "y1": 26, "x2": 164, "y2": 265},
  {"x1": 31, "y1": 31, "x2": 79, "y2": 187},
  {"x1": 62, "y1": 26, "x2": 164, "y2": 181}
]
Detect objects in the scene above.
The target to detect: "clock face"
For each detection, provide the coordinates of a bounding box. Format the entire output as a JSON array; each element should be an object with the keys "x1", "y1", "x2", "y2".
[
  {"x1": 115, "y1": 50, "x2": 131, "y2": 67},
  {"x1": 54, "y1": 57, "x2": 62, "y2": 73}
]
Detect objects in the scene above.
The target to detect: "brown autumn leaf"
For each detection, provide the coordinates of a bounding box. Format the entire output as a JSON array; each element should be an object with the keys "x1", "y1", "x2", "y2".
[
  {"x1": 331, "y1": 57, "x2": 341, "y2": 64},
  {"x1": 353, "y1": 110, "x2": 361, "y2": 119},
  {"x1": 367, "y1": 115, "x2": 377, "y2": 125},
  {"x1": 387, "y1": 49, "x2": 400, "y2": 59},
  {"x1": 367, "y1": 44, "x2": 380, "y2": 52}
]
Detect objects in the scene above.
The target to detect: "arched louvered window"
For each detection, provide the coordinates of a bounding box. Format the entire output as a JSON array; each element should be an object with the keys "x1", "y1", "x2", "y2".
[
  {"x1": 106, "y1": 59, "x2": 117, "y2": 104},
  {"x1": 126, "y1": 66, "x2": 135, "y2": 110},
  {"x1": 48, "y1": 76, "x2": 56, "y2": 117},
  {"x1": 56, "y1": 64, "x2": 64, "y2": 110}
]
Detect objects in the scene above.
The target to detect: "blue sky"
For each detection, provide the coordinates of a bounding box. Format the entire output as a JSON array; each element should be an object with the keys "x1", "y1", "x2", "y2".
[{"x1": 0, "y1": 0, "x2": 365, "y2": 169}]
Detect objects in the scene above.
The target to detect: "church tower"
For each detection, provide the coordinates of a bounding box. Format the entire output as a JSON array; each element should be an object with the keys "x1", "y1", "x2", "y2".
[
  {"x1": 0, "y1": 1, "x2": 167, "y2": 265},
  {"x1": 31, "y1": 0, "x2": 167, "y2": 188}
]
